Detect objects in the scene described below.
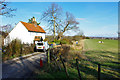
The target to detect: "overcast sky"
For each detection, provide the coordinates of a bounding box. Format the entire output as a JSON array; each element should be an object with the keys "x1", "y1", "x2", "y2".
[{"x1": 1, "y1": 2, "x2": 118, "y2": 37}]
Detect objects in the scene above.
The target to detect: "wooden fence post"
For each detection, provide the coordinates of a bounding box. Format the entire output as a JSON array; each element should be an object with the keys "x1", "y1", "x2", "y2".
[
  {"x1": 46, "y1": 49, "x2": 48, "y2": 63},
  {"x1": 60, "y1": 55, "x2": 69, "y2": 79},
  {"x1": 20, "y1": 44, "x2": 22, "y2": 56},
  {"x1": 52, "y1": 55, "x2": 61, "y2": 71},
  {"x1": 98, "y1": 64, "x2": 101, "y2": 80},
  {"x1": 76, "y1": 59, "x2": 82, "y2": 80},
  {"x1": 47, "y1": 49, "x2": 50, "y2": 64},
  {"x1": 47, "y1": 49, "x2": 52, "y2": 72}
]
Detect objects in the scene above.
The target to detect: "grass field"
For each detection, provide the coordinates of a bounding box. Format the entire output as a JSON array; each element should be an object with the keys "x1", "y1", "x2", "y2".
[
  {"x1": 35, "y1": 39, "x2": 120, "y2": 79},
  {"x1": 82, "y1": 39, "x2": 119, "y2": 79}
]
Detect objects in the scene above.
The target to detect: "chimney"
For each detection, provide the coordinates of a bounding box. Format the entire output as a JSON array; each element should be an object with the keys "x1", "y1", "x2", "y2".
[
  {"x1": 32, "y1": 17, "x2": 36, "y2": 22},
  {"x1": 31, "y1": 17, "x2": 37, "y2": 25}
]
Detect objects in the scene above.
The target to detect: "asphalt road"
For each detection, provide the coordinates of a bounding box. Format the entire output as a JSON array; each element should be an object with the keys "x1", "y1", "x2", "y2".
[{"x1": 1, "y1": 52, "x2": 47, "y2": 78}]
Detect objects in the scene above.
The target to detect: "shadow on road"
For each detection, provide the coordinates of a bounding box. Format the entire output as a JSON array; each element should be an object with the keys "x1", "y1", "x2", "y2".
[{"x1": 2, "y1": 53, "x2": 46, "y2": 79}]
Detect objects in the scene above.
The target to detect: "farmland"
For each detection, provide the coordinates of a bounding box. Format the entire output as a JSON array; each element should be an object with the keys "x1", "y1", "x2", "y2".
[
  {"x1": 82, "y1": 39, "x2": 119, "y2": 79},
  {"x1": 33, "y1": 39, "x2": 119, "y2": 79}
]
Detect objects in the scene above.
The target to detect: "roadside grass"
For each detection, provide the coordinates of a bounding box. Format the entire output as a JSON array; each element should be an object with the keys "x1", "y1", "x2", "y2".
[{"x1": 33, "y1": 63, "x2": 79, "y2": 79}]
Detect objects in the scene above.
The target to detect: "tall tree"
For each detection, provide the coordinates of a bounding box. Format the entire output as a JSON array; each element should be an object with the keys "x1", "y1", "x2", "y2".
[
  {"x1": 1, "y1": 24, "x2": 12, "y2": 33},
  {"x1": 41, "y1": 3, "x2": 79, "y2": 40},
  {"x1": 76, "y1": 30, "x2": 84, "y2": 36},
  {"x1": 57, "y1": 12, "x2": 79, "y2": 40},
  {"x1": 0, "y1": 0, "x2": 16, "y2": 17},
  {"x1": 41, "y1": 3, "x2": 62, "y2": 40},
  {"x1": 0, "y1": 0, "x2": 16, "y2": 36}
]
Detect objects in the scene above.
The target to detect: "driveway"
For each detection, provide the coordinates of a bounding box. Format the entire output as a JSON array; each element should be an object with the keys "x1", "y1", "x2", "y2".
[{"x1": 1, "y1": 52, "x2": 47, "y2": 78}]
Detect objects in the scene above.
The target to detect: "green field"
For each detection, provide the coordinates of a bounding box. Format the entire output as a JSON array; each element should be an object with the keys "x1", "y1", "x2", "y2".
[
  {"x1": 34, "y1": 39, "x2": 119, "y2": 79},
  {"x1": 84, "y1": 39, "x2": 118, "y2": 52},
  {"x1": 82, "y1": 39, "x2": 119, "y2": 79}
]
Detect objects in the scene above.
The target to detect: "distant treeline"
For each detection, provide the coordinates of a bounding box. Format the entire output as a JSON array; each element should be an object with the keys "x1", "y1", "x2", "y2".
[
  {"x1": 89, "y1": 37, "x2": 118, "y2": 40},
  {"x1": 46, "y1": 35, "x2": 87, "y2": 42},
  {"x1": 46, "y1": 35, "x2": 118, "y2": 41}
]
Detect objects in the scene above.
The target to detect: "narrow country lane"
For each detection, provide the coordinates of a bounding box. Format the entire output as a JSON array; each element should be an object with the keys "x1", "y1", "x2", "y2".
[{"x1": 1, "y1": 52, "x2": 47, "y2": 78}]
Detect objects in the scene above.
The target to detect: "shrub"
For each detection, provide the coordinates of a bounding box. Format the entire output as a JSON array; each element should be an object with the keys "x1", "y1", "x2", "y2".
[
  {"x1": 60, "y1": 40, "x2": 67, "y2": 44},
  {"x1": 60, "y1": 38, "x2": 73, "y2": 44},
  {"x1": 11, "y1": 39, "x2": 22, "y2": 56},
  {"x1": 48, "y1": 38, "x2": 73, "y2": 45},
  {"x1": 2, "y1": 39, "x2": 22, "y2": 60},
  {"x1": 2, "y1": 39, "x2": 34, "y2": 61},
  {"x1": 76, "y1": 44, "x2": 80, "y2": 46},
  {"x1": 86, "y1": 37, "x2": 90, "y2": 39},
  {"x1": 54, "y1": 39, "x2": 61, "y2": 44},
  {"x1": 72, "y1": 35, "x2": 83, "y2": 41},
  {"x1": 50, "y1": 45, "x2": 70, "y2": 61},
  {"x1": 44, "y1": 38, "x2": 48, "y2": 41}
]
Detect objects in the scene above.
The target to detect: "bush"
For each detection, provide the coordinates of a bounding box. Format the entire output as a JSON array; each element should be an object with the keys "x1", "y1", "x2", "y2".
[
  {"x1": 44, "y1": 38, "x2": 48, "y2": 41},
  {"x1": 54, "y1": 39, "x2": 61, "y2": 44},
  {"x1": 86, "y1": 37, "x2": 90, "y2": 39},
  {"x1": 72, "y1": 35, "x2": 83, "y2": 41},
  {"x1": 60, "y1": 38, "x2": 73, "y2": 44},
  {"x1": 60, "y1": 40, "x2": 67, "y2": 44},
  {"x1": 2, "y1": 39, "x2": 22, "y2": 61},
  {"x1": 48, "y1": 38, "x2": 73, "y2": 45},
  {"x1": 2, "y1": 39, "x2": 34, "y2": 61},
  {"x1": 50, "y1": 45, "x2": 70, "y2": 60}
]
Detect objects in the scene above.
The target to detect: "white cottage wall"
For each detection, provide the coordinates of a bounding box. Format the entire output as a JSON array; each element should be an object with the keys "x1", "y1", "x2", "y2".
[{"x1": 4, "y1": 22, "x2": 45, "y2": 45}]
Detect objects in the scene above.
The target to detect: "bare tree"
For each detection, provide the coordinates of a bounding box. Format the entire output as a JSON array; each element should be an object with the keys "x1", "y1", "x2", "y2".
[
  {"x1": 1, "y1": 24, "x2": 12, "y2": 33},
  {"x1": 0, "y1": 0, "x2": 16, "y2": 34},
  {"x1": 57, "y1": 12, "x2": 79, "y2": 40},
  {"x1": 41, "y1": 3, "x2": 80, "y2": 40},
  {"x1": 41, "y1": 3, "x2": 62, "y2": 40},
  {"x1": 0, "y1": 0, "x2": 16, "y2": 17},
  {"x1": 76, "y1": 30, "x2": 84, "y2": 36}
]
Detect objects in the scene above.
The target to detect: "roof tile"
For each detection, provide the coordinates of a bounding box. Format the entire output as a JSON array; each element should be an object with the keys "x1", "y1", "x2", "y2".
[{"x1": 20, "y1": 21, "x2": 46, "y2": 33}]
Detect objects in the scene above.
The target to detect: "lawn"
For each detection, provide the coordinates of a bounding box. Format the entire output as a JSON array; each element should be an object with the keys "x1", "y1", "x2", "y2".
[{"x1": 82, "y1": 39, "x2": 119, "y2": 79}]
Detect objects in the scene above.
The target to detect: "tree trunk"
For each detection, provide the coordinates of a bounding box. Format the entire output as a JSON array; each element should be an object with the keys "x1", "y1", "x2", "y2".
[
  {"x1": 57, "y1": 32, "x2": 63, "y2": 40},
  {"x1": 57, "y1": 23, "x2": 69, "y2": 40},
  {"x1": 53, "y1": 18, "x2": 56, "y2": 40},
  {"x1": 58, "y1": 36, "x2": 62, "y2": 40}
]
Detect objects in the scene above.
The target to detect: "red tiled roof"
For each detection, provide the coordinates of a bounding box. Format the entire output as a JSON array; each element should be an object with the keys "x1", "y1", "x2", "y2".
[{"x1": 20, "y1": 21, "x2": 46, "y2": 33}]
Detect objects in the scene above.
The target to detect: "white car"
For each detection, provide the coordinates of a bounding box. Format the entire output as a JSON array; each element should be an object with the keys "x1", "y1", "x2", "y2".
[{"x1": 35, "y1": 41, "x2": 49, "y2": 52}]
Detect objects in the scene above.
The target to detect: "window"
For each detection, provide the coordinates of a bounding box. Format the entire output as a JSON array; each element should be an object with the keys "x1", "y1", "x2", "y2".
[
  {"x1": 35, "y1": 36, "x2": 37, "y2": 39},
  {"x1": 38, "y1": 36, "x2": 40, "y2": 39},
  {"x1": 37, "y1": 43, "x2": 43, "y2": 45}
]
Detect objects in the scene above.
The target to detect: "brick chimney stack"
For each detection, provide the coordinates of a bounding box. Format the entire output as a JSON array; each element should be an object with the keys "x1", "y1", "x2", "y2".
[
  {"x1": 31, "y1": 17, "x2": 37, "y2": 25},
  {"x1": 32, "y1": 17, "x2": 36, "y2": 22}
]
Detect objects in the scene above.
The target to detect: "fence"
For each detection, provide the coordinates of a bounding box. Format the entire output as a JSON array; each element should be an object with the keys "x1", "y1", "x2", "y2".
[{"x1": 46, "y1": 49, "x2": 102, "y2": 80}]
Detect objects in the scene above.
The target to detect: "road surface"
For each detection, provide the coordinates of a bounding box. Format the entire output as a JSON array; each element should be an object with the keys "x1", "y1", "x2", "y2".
[{"x1": 1, "y1": 52, "x2": 47, "y2": 78}]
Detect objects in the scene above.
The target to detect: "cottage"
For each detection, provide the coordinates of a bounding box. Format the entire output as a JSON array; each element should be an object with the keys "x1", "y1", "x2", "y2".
[{"x1": 4, "y1": 18, "x2": 46, "y2": 45}]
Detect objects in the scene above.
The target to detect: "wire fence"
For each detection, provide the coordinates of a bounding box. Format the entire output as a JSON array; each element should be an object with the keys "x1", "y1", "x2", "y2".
[{"x1": 46, "y1": 49, "x2": 106, "y2": 80}]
